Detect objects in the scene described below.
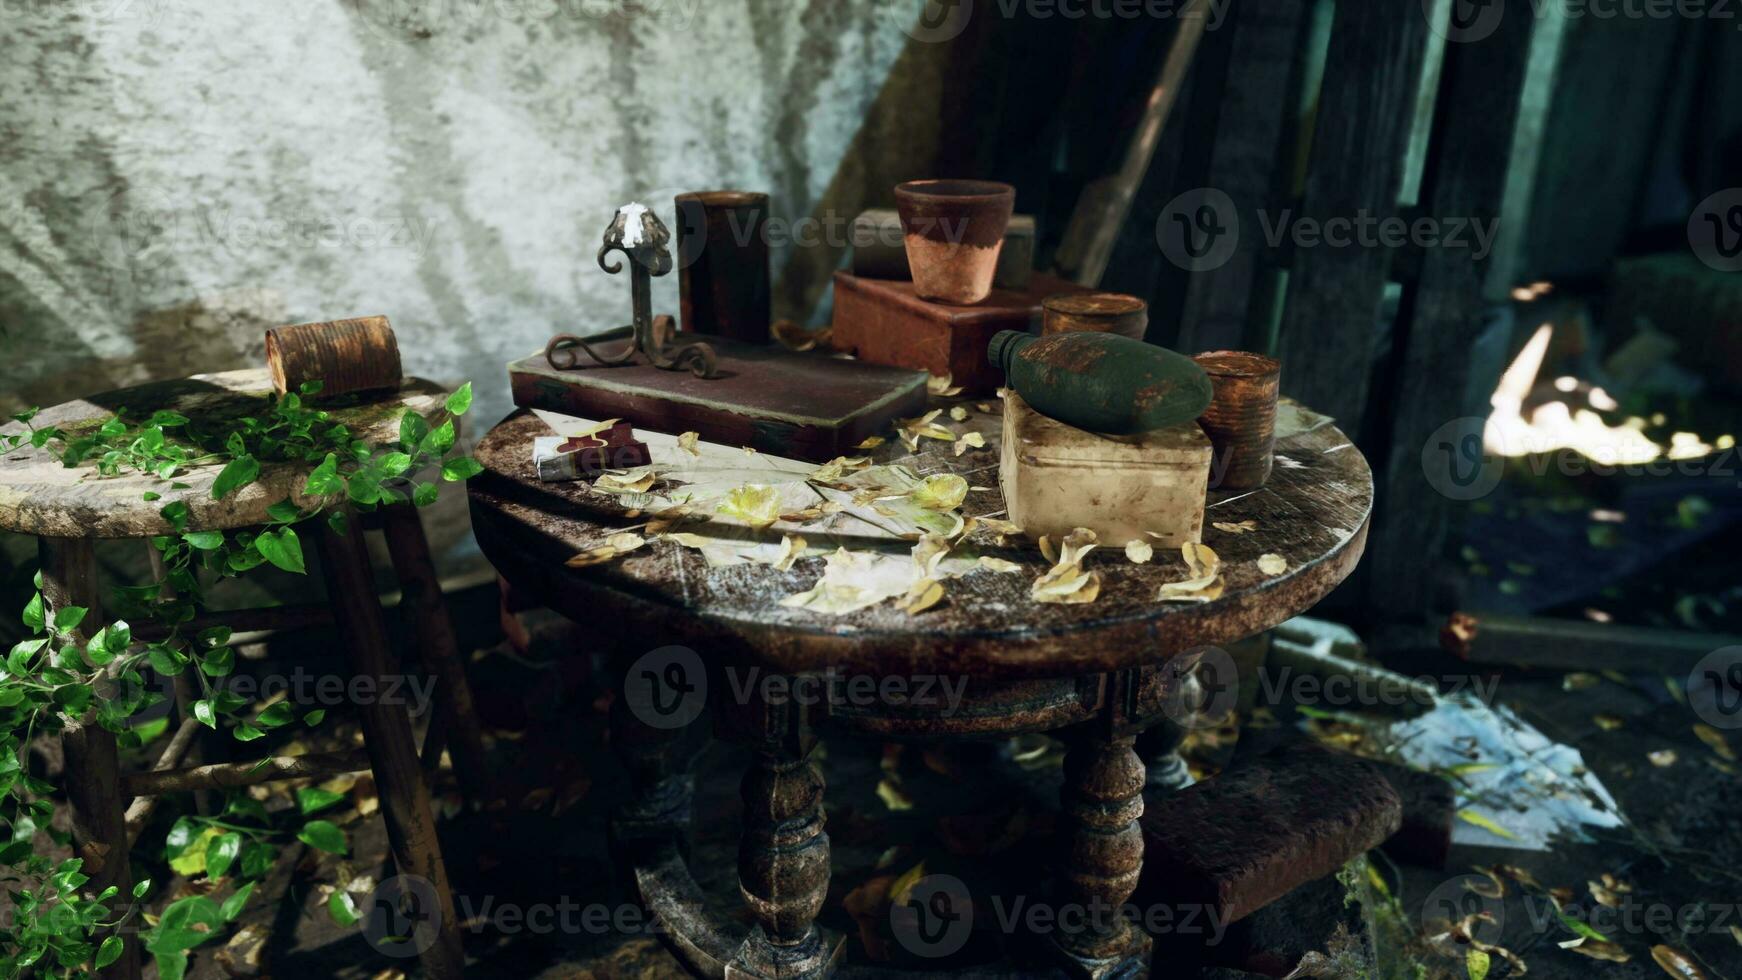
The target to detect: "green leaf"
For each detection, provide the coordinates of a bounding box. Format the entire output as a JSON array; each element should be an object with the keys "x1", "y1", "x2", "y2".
[
  {"x1": 210, "y1": 454, "x2": 261, "y2": 501},
  {"x1": 265, "y1": 499, "x2": 302, "y2": 523},
  {"x1": 326, "y1": 511, "x2": 349, "y2": 536},
  {"x1": 303, "y1": 708, "x2": 327, "y2": 726},
  {"x1": 412, "y1": 482, "x2": 439, "y2": 507},
  {"x1": 1558, "y1": 912, "x2": 1610, "y2": 943},
  {"x1": 378, "y1": 451, "x2": 413, "y2": 477},
  {"x1": 444, "y1": 382, "x2": 473, "y2": 416},
  {"x1": 423, "y1": 419, "x2": 456, "y2": 455},
  {"x1": 154, "y1": 951, "x2": 189, "y2": 980},
  {"x1": 440, "y1": 456, "x2": 484, "y2": 482},
  {"x1": 1466, "y1": 948, "x2": 1490, "y2": 980},
  {"x1": 183, "y1": 530, "x2": 225, "y2": 551},
  {"x1": 96, "y1": 936, "x2": 124, "y2": 969},
  {"x1": 220, "y1": 881, "x2": 254, "y2": 921},
  {"x1": 254, "y1": 528, "x2": 305, "y2": 574},
  {"x1": 20, "y1": 595, "x2": 44, "y2": 633},
  {"x1": 296, "y1": 820, "x2": 347, "y2": 855},
  {"x1": 134, "y1": 878, "x2": 152, "y2": 898},
  {"x1": 256, "y1": 701, "x2": 295, "y2": 728},
  {"x1": 204, "y1": 832, "x2": 241, "y2": 879},
  {"x1": 299, "y1": 379, "x2": 325, "y2": 395},
  {"x1": 168, "y1": 826, "x2": 222, "y2": 876},
  {"x1": 328, "y1": 889, "x2": 360, "y2": 927},
  {"x1": 148, "y1": 644, "x2": 188, "y2": 676},
  {"x1": 232, "y1": 723, "x2": 265, "y2": 742},
  {"x1": 399, "y1": 411, "x2": 430, "y2": 451},
  {"x1": 296, "y1": 787, "x2": 346, "y2": 816},
  {"x1": 53, "y1": 605, "x2": 88, "y2": 632},
  {"x1": 200, "y1": 646, "x2": 235, "y2": 677},
  {"x1": 160, "y1": 500, "x2": 191, "y2": 532},
  {"x1": 304, "y1": 453, "x2": 343, "y2": 495},
  {"x1": 240, "y1": 841, "x2": 275, "y2": 878}
]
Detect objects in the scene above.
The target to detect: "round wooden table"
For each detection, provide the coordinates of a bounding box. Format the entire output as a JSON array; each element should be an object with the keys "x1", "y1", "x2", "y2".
[{"x1": 468, "y1": 397, "x2": 1371, "y2": 979}]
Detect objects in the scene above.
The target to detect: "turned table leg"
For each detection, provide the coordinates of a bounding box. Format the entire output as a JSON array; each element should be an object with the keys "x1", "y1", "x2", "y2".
[
  {"x1": 1054, "y1": 732, "x2": 1150, "y2": 977},
  {"x1": 315, "y1": 514, "x2": 465, "y2": 980},
  {"x1": 734, "y1": 744, "x2": 835, "y2": 978},
  {"x1": 377, "y1": 502, "x2": 492, "y2": 806},
  {"x1": 607, "y1": 681, "x2": 695, "y2": 857},
  {"x1": 41, "y1": 538, "x2": 142, "y2": 980}
]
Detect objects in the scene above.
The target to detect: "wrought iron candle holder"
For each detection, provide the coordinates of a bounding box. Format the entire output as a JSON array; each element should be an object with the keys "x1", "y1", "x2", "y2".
[{"x1": 544, "y1": 204, "x2": 717, "y2": 378}]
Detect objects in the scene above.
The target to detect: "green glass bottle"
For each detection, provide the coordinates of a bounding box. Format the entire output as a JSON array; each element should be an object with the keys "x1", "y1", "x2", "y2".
[{"x1": 988, "y1": 330, "x2": 1212, "y2": 435}]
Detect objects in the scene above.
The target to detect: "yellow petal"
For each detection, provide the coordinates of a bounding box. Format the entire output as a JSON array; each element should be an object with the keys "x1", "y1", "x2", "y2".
[
  {"x1": 902, "y1": 578, "x2": 945, "y2": 614},
  {"x1": 1212, "y1": 520, "x2": 1259, "y2": 534},
  {"x1": 1125, "y1": 540, "x2": 1154, "y2": 564},
  {"x1": 677, "y1": 431, "x2": 700, "y2": 456},
  {"x1": 978, "y1": 556, "x2": 1023, "y2": 573},
  {"x1": 857, "y1": 435, "x2": 886, "y2": 449},
  {"x1": 949, "y1": 405, "x2": 970, "y2": 421},
  {"x1": 1258, "y1": 553, "x2": 1288, "y2": 575},
  {"x1": 717, "y1": 484, "x2": 782, "y2": 528},
  {"x1": 911, "y1": 474, "x2": 968, "y2": 510}
]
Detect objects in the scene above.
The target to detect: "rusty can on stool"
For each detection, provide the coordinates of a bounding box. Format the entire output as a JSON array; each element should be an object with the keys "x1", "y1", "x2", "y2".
[
  {"x1": 1041, "y1": 292, "x2": 1148, "y2": 339},
  {"x1": 676, "y1": 190, "x2": 772, "y2": 344},
  {"x1": 1192, "y1": 350, "x2": 1280, "y2": 490}
]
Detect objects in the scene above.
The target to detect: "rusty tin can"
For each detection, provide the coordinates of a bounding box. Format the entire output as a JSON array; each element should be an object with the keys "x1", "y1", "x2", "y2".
[
  {"x1": 1041, "y1": 292, "x2": 1148, "y2": 339},
  {"x1": 676, "y1": 190, "x2": 772, "y2": 344},
  {"x1": 1192, "y1": 350, "x2": 1280, "y2": 490}
]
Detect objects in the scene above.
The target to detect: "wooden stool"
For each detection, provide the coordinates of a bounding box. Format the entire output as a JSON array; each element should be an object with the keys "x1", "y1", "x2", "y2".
[{"x1": 1, "y1": 370, "x2": 487, "y2": 980}]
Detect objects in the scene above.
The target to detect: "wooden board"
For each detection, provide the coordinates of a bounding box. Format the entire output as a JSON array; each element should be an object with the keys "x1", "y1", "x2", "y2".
[
  {"x1": 508, "y1": 338, "x2": 928, "y2": 464},
  {"x1": 467, "y1": 396, "x2": 1371, "y2": 679},
  {"x1": 0, "y1": 370, "x2": 449, "y2": 538},
  {"x1": 830, "y1": 271, "x2": 1090, "y2": 394}
]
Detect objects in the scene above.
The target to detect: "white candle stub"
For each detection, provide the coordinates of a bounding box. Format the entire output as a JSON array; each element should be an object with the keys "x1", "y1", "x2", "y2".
[{"x1": 618, "y1": 202, "x2": 650, "y2": 247}]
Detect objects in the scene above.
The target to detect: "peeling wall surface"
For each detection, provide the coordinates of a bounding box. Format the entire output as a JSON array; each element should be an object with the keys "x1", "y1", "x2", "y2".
[{"x1": 0, "y1": 0, "x2": 945, "y2": 431}]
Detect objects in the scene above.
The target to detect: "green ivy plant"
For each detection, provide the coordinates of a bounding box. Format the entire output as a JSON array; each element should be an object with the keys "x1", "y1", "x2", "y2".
[{"x1": 0, "y1": 380, "x2": 482, "y2": 978}]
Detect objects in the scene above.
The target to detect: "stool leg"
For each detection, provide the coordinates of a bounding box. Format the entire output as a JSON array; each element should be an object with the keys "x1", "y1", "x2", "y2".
[
  {"x1": 41, "y1": 538, "x2": 141, "y2": 980},
  {"x1": 376, "y1": 503, "x2": 492, "y2": 806},
  {"x1": 314, "y1": 514, "x2": 465, "y2": 980}
]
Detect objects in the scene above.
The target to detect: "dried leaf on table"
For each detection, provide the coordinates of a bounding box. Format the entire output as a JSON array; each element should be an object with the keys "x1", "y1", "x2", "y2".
[
  {"x1": 910, "y1": 474, "x2": 968, "y2": 510},
  {"x1": 1594, "y1": 713, "x2": 1624, "y2": 731},
  {"x1": 773, "y1": 319, "x2": 829, "y2": 351},
  {"x1": 677, "y1": 431, "x2": 700, "y2": 456},
  {"x1": 1213, "y1": 520, "x2": 1259, "y2": 534},
  {"x1": 1456, "y1": 809, "x2": 1517, "y2": 840},
  {"x1": 902, "y1": 578, "x2": 945, "y2": 614},
  {"x1": 1182, "y1": 542, "x2": 1220, "y2": 578},
  {"x1": 953, "y1": 432, "x2": 986, "y2": 456},
  {"x1": 809, "y1": 455, "x2": 872, "y2": 483},
  {"x1": 1258, "y1": 553, "x2": 1288, "y2": 575},
  {"x1": 857, "y1": 435, "x2": 886, "y2": 449},
  {"x1": 1032, "y1": 563, "x2": 1101, "y2": 605},
  {"x1": 1038, "y1": 536, "x2": 1057, "y2": 564},
  {"x1": 1563, "y1": 672, "x2": 1601, "y2": 691},
  {"x1": 780, "y1": 548, "x2": 916, "y2": 615},
  {"x1": 594, "y1": 465, "x2": 658, "y2": 494},
  {"x1": 927, "y1": 373, "x2": 963, "y2": 397},
  {"x1": 949, "y1": 405, "x2": 970, "y2": 421},
  {"x1": 718, "y1": 484, "x2": 782, "y2": 528},
  {"x1": 978, "y1": 556, "x2": 1023, "y2": 574},
  {"x1": 1057, "y1": 527, "x2": 1099, "y2": 566},
  {"x1": 1125, "y1": 540, "x2": 1153, "y2": 564},
  {"x1": 1466, "y1": 949, "x2": 1491, "y2": 980},
  {"x1": 766, "y1": 535, "x2": 806, "y2": 571},
  {"x1": 911, "y1": 533, "x2": 951, "y2": 578},
  {"x1": 566, "y1": 532, "x2": 647, "y2": 568},
  {"x1": 1648, "y1": 749, "x2": 1677, "y2": 767}
]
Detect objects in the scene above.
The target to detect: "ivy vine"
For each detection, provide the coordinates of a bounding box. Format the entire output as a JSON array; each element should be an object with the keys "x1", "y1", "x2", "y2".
[{"x1": 0, "y1": 380, "x2": 482, "y2": 978}]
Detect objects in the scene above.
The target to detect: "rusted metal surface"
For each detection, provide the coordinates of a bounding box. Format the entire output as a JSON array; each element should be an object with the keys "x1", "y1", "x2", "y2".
[
  {"x1": 894, "y1": 179, "x2": 1015, "y2": 305},
  {"x1": 544, "y1": 207, "x2": 716, "y2": 377},
  {"x1": 676, "y1": 190, "x2": 773, "y2": 345},
  {"x1": 468, "y1": 400, "x2": 1372, "y2": 680},
  {"x1": 991, "y1": 330, "x2": 1213, "y2": 436},
  {"x1": 1193, "y1": 350, "x2": 1280, "y2": 491},
  {"x1": 1041, "y1": 292, "x2": 1149, "y2": 340},
  {"x1": 1135, "y1": 742, "x2": 1402, "y2": 927},
  {"x1": 264, "y1": 315, "x2": 402, "y2": 398}
]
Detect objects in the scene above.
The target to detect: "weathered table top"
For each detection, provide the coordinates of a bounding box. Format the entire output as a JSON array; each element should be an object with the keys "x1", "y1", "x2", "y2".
[
  {"x1": 468, "y1": 396, "x2": 1371, "y2": 678},
  {"x1": 0, "y1": 370, "x2": 448, "y2": 538}
]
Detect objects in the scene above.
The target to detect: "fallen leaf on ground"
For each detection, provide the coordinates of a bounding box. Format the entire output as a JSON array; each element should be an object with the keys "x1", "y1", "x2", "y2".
[
  {"x1": 1562, "y1": 937, "x2": 1630, "y2": 962},
  {"x1": 1651, "y1": 944, "x2": 1708, "y2": 979}
]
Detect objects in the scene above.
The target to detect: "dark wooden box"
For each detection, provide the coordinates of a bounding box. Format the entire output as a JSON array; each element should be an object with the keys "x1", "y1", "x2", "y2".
[
  {"x1": 508, "y1": 336, "x2": 929, "y2": 463},
  {"x1": 830, "y1": 271, "x2": 1089, "y2": 394}
]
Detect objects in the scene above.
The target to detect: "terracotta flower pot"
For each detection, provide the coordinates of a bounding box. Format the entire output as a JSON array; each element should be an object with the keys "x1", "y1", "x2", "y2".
[{"x1": 894, "y1": 179, "x2": 1015, "y2": 305}]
